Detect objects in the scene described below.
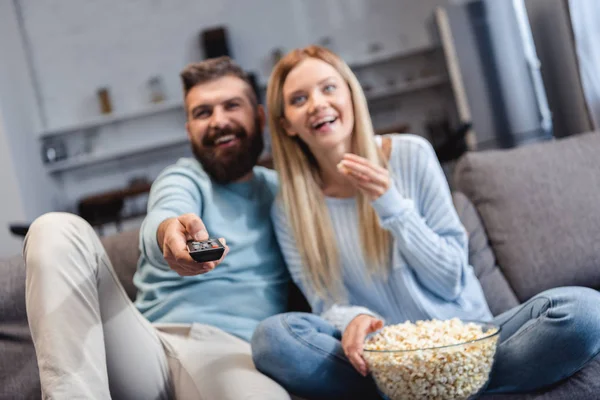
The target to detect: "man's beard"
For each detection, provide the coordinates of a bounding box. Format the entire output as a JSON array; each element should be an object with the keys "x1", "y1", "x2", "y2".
[{"x1": 192, "y1": 117, "x2": 264, "y2": 184}]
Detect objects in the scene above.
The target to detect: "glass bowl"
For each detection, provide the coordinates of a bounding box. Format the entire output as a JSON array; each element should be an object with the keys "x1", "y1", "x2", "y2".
[{"x1": 363, "y1": 320, "x2": 500, "y2": 400}]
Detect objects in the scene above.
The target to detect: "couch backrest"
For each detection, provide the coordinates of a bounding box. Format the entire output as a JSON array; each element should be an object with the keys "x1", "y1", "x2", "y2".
[
  {"x1": 454, "y1": 131, "x2": 600, "y2": 302},
  {"x1": 100, "y1": 229, "x2": 140, "y2": 301},
  {"x1": 101, "y1": 196, "x2": 522, "y2": 317},
  {"x1": 452, "y1": 192, "x2": 519, "y2": 315}
]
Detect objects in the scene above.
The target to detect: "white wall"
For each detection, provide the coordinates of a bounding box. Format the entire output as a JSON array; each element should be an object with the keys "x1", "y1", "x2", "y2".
[
  {"x1": 20, "y1": 0, "x2": 447, "y2": 131},
  {"x1": 1, "y1": 0, "x2": 451, "y2": 217},
  {"x1": 0, "y1": 0, "x2": 57, "y2": 222},
  {"x1": 0, "y1": 112, "x2": 27, "y2": 258}
]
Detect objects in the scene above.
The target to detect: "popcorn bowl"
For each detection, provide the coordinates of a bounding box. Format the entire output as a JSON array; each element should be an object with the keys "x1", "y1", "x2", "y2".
[{"x1": 363, "y1": 319, "x2": 500, "y2": 400}]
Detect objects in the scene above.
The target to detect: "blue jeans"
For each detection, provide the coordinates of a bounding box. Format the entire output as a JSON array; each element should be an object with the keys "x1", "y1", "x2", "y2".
[{"x1": 251, "y1": 287, "x2": 600, "y2": 400}]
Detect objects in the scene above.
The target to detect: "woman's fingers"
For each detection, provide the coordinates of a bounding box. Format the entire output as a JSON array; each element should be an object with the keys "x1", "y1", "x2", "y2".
[
  {"x1": 343, "y1": 153, "x2": 388, "y2": 174},
  {"x1": 338, "y1": 157, "x2": 389, "y2": 193},
  {"x1": 339, "y1": 159, "x2": 387, "y2": 184},
  {"x1": 343, "y1": 321, "x2": 369, "y2": 376},
  {"x1": 342, "y1": 315, "x2": 384, "y2": 377},
  {"x1": 341, "y1": 166, "x2": 389, "y2": 199}
]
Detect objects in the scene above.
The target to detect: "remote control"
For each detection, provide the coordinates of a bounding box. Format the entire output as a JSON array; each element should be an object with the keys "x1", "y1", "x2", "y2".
[{"x1": 187, "y1": 238, "x2": 225, "y2": 263}]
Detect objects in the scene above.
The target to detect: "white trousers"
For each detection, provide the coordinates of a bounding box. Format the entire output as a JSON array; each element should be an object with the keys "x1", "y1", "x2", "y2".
[{"x1": 23, "y1": 212, "x2": 290, "y2": 400}]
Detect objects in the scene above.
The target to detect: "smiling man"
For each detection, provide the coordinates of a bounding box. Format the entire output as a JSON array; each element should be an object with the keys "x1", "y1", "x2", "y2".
[{"x1": 23, "y1": 57, "x2": 291, "y2": 400}]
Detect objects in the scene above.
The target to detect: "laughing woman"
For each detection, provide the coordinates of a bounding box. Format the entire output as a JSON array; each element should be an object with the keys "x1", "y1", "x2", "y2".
[{"x1": 250, "y1": 45, "x2": 600, "y2": 400}]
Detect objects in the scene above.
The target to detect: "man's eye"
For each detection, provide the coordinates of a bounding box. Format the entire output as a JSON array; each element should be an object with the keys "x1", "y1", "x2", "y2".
[
  {"x1": 291, "y1": 95, "x2": 306, "y2": 105},
  {"x1": 194, "y1": 110, "x2": 210, "y2": 119},
  {"x1": 226, "y1": 102, "x2": 240, "y2": 110}
]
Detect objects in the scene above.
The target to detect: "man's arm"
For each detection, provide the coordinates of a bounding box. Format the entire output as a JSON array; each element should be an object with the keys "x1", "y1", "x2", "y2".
[{"x1": 140, "y1": 163, "x2": 228, "y2": 276}]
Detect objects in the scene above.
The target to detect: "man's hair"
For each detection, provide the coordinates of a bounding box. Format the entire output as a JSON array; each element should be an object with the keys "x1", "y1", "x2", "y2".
[{"x1": 180, "y1": 56, "x2": 258, "y2": 106}]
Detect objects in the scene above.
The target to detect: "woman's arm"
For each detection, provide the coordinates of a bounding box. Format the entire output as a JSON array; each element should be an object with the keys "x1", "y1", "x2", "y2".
[
  {"x1": 371, "y1": 136, "x2": 468, "y2": 300},
  {"x1": 271, "y1": 202, "x2": 382, "y2": 332}
]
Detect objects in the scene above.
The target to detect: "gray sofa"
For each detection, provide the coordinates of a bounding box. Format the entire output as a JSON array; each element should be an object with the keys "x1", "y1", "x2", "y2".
[{"x1": 1, "y1": 131, "x2": 599, "y2": 399}]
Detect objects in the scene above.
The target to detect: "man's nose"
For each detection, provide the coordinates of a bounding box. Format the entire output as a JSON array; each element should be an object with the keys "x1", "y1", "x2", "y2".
[{"x1": 209, "y1": 107, "x2": 228, "y2": 129}]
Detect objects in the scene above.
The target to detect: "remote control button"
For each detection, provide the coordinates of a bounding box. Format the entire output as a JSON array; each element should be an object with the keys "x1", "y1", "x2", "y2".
[{"x1": 211, "y1": 244, "x2": 219, "y2": 248}]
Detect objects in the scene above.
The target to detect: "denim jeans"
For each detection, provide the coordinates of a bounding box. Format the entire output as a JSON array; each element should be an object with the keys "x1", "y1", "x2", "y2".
[{"x1": 251, "y1": 287, "x2": 600, "y2": 400}]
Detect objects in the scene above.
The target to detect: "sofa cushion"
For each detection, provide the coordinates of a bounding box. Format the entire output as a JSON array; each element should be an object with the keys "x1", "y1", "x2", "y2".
[
  {"x1": 0, "y1": 255, "x2": 40, "y2": 400},
  {"x1": 99, "y1": 229, "x2": 141, "y2": 301},
  {"x1": 482, "y1": 353, "x2": 600, "y2": 400},
  {"x1": 454, "y1": 132, "x2": 600, "y2": 301},
  {"x1": 453, "y1": 192, "x2": 520, "y2": 316}
]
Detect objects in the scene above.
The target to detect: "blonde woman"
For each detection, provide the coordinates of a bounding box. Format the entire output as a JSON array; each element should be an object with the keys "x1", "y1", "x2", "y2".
[{"x1": 250, "y1": 45, "x2": 600, "y2": 400}]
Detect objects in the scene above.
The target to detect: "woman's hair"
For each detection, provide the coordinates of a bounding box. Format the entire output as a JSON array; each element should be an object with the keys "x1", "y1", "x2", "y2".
[{"x1": 267, "y1": 45, "x2": 391, "y2": 301}]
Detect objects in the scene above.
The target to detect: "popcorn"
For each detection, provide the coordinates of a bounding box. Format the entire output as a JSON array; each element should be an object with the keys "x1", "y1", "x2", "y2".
[{"x1": 363, "y1": 319, "x2": 499, "y2": 400}]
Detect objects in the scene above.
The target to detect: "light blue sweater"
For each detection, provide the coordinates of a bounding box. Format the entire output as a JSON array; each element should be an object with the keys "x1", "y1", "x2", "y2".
[
  {"x1": 272, "y1": 134, "x2": 492, "y2": 332},
  {"x1": 134, "y1": 158, "x2": 290, "y2": 341}
]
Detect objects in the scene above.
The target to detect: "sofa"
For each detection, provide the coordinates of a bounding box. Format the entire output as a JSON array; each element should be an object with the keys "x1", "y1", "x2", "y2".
[{"x1": 1, "y1": 131, "x2": 599, "y2": 399}]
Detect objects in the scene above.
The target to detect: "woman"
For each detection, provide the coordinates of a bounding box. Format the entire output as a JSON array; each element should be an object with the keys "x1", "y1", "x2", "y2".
[{"x1": 251, "y1": 45, "x2": 600, "y2": 400}]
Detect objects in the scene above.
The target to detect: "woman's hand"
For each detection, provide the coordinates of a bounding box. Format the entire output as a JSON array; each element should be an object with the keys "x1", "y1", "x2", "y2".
[
  {"x1": 342, "y1": 314, "x2": 384, "y2": 377},
  {"x1": 337, "y1": 154, "x2": 390, "y2": 200}
]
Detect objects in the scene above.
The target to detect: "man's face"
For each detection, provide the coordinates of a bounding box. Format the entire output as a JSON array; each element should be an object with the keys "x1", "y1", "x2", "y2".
[{"x1": 185, "y1": 76, "x2": 265, "y2": 184}]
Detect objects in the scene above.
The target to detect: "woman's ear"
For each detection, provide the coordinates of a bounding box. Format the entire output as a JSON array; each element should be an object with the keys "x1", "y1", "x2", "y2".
[{"x1": 280, "y1": 117, "x2": 297, "y2": 137}]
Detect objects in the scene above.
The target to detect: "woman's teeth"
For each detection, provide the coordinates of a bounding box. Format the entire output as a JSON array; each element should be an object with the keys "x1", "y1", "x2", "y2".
[{"x1": 312, "y1": 116, "x2": 337, "y2": 130}]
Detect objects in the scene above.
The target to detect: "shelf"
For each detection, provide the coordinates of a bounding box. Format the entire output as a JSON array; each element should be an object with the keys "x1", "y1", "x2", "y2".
[
  {"x1": 366, "y1": 75, "x2": 449, "y2": 102},
  {"x1": 348, "y1": 45, "x2": 441, "y2": 70},
  {"x1": 46, "y1": 136, "x2": 189, "y2": 173},
  {"x1": 39, "y1": 100, "x2": 185, "y2": 139}
]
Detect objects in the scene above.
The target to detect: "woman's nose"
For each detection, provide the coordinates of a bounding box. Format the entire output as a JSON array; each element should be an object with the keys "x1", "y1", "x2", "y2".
[{"x1": 308, "y1": 91, "x2": 327, "y2": 114}]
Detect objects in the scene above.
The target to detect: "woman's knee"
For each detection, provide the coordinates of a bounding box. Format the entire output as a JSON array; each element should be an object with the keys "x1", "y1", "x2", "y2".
[
  {"x1": 570, "y1": 288, "x2": 600, "y2": 353},
  {"x1": 252, "y1": 314, "x2": 292, "y2": 369},
  {"x1": 251, "y1": 313, "x2": 314, "y2": 374},
  {"x1": 548, "y1": 287, "x2": 600, "y2": 356}
]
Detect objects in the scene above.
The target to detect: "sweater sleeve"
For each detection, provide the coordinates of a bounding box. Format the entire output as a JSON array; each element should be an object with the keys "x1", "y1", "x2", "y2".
[
  {"x1": 139, "y1": 163, "x2": 204, "y2": 269},
  {"x1": 371, "y1": 136, "x2": 469, "y2": 301},
  {"x1": 271, "y1": 201, "x2": 383, "y2": 332}
]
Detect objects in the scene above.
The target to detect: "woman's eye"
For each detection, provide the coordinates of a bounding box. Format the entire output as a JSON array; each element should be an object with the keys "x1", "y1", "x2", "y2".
[
  {"x1": 291, "y1": 95, "x2": 306, "y2": 105},
  {"x1": 324, "y1": 84, "x2": 336, "y2": 93}
]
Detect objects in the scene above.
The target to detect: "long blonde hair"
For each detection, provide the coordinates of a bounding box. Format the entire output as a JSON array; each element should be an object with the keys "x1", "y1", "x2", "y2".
[{"x1": 267, "y1": 45, "x2": 391, "y2": 301}]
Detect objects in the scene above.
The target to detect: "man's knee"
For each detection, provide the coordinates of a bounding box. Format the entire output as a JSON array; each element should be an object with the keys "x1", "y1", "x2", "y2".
[
  {"x1": 24, "y1": 212, "x2": 99, "y2": 266},
  {"x1": 28, "y1": 212, "x2": 92, "y2": 238}
]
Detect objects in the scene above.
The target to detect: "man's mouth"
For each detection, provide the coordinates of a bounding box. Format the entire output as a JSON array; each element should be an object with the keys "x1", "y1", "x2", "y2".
[{"x1": 210, "y1": 133, "x2": 242, "y2": 149}]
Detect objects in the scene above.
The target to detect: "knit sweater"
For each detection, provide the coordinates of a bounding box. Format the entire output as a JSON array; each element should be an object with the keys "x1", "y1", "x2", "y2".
[{"x1": 272, "y1": 134, "x2": 492, "y2": 332}]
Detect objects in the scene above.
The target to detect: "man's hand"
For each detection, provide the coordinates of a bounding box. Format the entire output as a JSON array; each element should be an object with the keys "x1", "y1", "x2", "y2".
[
  {"x1": 341, "y1": 314, "x2": 384, "y2": 377},
  {"x1": 157, "y1": 213, "x2": 229, "y2": 276}
]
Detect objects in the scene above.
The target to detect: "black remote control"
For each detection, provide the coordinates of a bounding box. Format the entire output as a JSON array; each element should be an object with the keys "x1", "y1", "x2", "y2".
[{"x1": 187, "y1": 238, "x2": 225, "y2": 263}]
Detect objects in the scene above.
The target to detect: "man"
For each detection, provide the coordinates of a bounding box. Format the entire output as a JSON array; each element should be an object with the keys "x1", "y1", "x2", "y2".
[{"x1": 24, "y1": 57, "x2": 292, "y2": 399}]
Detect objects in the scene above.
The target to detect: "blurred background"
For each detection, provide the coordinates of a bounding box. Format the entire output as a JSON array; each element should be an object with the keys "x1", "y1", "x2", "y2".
[{"x1": 1, "y1": 0, "x2": 598, "y2": 256}]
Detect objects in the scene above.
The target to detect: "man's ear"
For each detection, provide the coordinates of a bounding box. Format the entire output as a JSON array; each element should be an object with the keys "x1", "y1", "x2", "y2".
[
  {"x1": 280, "y1": 117, "x2": 297, "y2": 137},
  {"x1": 257, "y1": 105, "x2": 266, "y2": 132},
  {"x1": 185, "y1": 121, "x2": 193, "y2": 141}
]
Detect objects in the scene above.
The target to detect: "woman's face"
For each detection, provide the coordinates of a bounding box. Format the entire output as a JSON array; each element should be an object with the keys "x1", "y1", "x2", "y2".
[{"x1": 281, "y1": 58, "x2": 354, "y2": 154}]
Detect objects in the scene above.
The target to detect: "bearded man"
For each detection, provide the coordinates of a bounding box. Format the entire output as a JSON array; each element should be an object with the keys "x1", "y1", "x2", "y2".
[{"x1": 23, "y1": 57, "x2": 292, "y2": 400}]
